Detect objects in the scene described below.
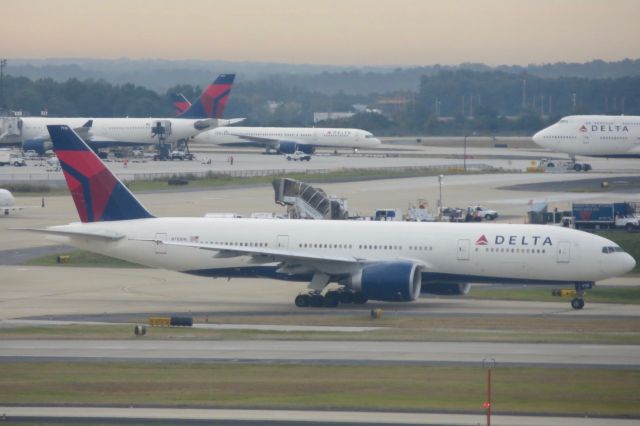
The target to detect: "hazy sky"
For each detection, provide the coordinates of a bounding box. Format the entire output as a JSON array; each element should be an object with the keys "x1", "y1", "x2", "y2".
[{"x1": 2, "y1": 0, "x2": 639, "y2": 66}]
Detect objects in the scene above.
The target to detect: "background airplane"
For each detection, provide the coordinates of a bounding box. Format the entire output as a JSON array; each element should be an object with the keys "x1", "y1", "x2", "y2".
[
  {"x1": 193, "y1": 126, "x2": 382, "y2": 154},
  {"x1": 171, "y1": 74, "x2": 381, "y2": 154},
  {"x1": 25, "y1": 124, "x2": 636, "y2": 311},
  {"x1": 533, "y1": 115, "x2": 640, "y2": 158},
  {"x1": 13, "y1": 78, "x2": 228, "y2": 155}
]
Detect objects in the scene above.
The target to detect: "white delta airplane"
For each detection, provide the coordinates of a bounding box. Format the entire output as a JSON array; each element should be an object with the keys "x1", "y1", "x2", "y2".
[
  {"x1": 193, "y1": 127, "x2": 382, "y2": 155},
  {"x1": 16, "y1": 78, "x2": 237, "y2": 155},
  {"x1": 533, "y1": 115, "x2": 640, "y2": 159},
  {"x1": 24, "y1": 125, "x2": 635, "y2": 310}
]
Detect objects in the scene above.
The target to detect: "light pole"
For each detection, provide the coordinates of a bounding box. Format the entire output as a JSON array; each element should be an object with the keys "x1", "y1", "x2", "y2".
[
  {"x1": 463, "y1": 135, "x2": 467, "y2": 172},
  {"x1": 482, "y1": 358, "x2": 496, "y2": 426},
  {"x1": 0, "y1": 59, "x2": 6, "y2": 113},
  {"x1": 437, "y1": 174, "x2": 444, "y2": 221}
]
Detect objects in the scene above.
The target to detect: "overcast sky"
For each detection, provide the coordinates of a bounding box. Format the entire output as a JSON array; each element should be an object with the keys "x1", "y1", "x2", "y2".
[{"x1": 2, "y1": 0, "x2": 639, "y2": 66}]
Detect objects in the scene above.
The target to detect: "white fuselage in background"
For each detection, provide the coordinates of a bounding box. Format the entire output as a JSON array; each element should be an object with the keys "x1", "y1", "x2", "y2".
[
  {"x1": 20, "y1": 117, "x2": 214, "y2": 148},
  {"x1": 193, "y1": 127, "x2": 381, "y2": 150},
  {"x1": 533, "y1": 115, "x2": 640, "y2": 157}
]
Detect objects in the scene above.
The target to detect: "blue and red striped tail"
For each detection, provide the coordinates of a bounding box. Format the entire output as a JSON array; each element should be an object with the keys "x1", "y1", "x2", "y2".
[
  {"x1": 179, "y1": 73, "x2": 235, "y2": 119},
  {"x1": 170, "y1": 93, "x2": 191, "y2": 115},
  {"x1": 47, "y1": 125, "x2": 154, "y2": 223}
]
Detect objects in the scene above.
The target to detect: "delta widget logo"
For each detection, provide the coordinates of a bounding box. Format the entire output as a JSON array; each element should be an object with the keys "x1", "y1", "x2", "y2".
[
  {"x1": 579, "y1": 125, "x2": 588, "y2": 132},
  {"x1": 475, "y1": 235, "x2": 489, "y2": 245}
]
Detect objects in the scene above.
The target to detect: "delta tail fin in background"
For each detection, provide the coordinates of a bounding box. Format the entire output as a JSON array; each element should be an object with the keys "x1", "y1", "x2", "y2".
[
  {"x1": 47, "y1": 125, "x2": 154, "y2": 223},
  {"x1": 178, "y1": 74, "x2": 235, "y2": 119},
  {"x1": 170, "y1": 93, "x2": 191, "y2": 116}
]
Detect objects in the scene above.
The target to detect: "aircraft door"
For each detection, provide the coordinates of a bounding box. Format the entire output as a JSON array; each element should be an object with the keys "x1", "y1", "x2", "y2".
[
  {"x1": 155, "y1": 233, "x2": 167, "y2": 254},
  {"x1": 276, "y1": 235, "x2": 289, "y2": 249},
  {"x1": 456, "y1": 239, "x2": 470, "y2": 261},
  {"x1": 556, "y1": 241, "x2": 570, "y2": 263}
]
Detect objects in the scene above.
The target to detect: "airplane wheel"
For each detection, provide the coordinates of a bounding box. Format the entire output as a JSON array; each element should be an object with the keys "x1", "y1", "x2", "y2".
[
  {"x1": 295, "y1": 294, "x2": 310, "y2": 308},
  {"x1": 584, "y1": 164, "x2": 592, "y2": 171},
  {"x1": 573, "y1": 163, "x2": 583, "y2": 172},
  {"x1": 571, "y1": 298, "x2": 584, "y2": 310},
  {"x1": 310, "y1": 294, "x2": 325, "y2": 307},
  {"x1": 324, "y1": 291, "x2": 340, "y2": 308}
]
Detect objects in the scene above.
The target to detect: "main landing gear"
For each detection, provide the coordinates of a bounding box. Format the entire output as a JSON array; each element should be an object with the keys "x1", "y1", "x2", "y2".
[{"x1": 294, "y1": 289, "x2": 368, "y2": 308}]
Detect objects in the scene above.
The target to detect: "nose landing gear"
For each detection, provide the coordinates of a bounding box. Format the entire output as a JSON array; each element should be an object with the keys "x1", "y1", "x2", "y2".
[{"x1": 551, "y1": 282, "x2": 593, "y2": 310}]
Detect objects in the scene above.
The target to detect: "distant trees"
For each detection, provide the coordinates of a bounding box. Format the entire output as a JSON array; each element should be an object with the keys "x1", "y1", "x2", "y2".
[{"x1": 3, "y1": 68, "x2": 640, "y2": 136}]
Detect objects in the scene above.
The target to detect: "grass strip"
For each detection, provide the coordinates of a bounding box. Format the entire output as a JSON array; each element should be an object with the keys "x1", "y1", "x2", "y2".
[
  {"x1": 0, "y1": 362, "x2": 637, "y2": 417},
  {"x1": 1, "y1": 314, "x2": 639, "y2": 344},
  {"x1": 467, "y1": 285, "x2": 640, "y2": 304}
]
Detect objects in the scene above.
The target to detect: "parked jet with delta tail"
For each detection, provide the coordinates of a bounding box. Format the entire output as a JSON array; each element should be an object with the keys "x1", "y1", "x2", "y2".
[
  {"x1": 533, "y1": 115, "x2": 640, "y2": 159},
  {"x1": 23, "y1": 125, "x2": 636, "y2": 310},
  {"x1": 14, "y1": 79, "x2": 231, "y2": 155}
]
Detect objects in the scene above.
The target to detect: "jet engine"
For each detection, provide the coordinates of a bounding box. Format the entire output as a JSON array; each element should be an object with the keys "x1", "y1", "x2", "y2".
[
  {"x1": 343, "y1": 261, "x2": 422, "y2": 302},
  {"x1": 22, "y1": 138, "x2": 51, "y2": 155},
  {"x1": 421, "y1": 282, "x2": 471, "y2": 295}
]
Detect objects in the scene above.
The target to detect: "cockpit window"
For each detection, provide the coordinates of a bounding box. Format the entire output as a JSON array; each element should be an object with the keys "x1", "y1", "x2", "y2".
[
  {"x1": 365, "y1": 134, "x2": 375, "y2": 138},
  {"x1": 559, "y1": 119, "x2": 568, "y2": 124},
  {"x1": 602, "y1": 246, "x2": 624, "y2": 254}
]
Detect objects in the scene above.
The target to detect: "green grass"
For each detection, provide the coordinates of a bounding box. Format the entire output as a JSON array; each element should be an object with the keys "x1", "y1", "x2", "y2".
[
  {"x1": 467, "y1": 285, "x2": 640, "y2": 304},
  {"x1": 24, "y1": 250, "x2": 144, "y2": 268},
  {"x1": 0, "y1": 362, "x2": 637, "y2": 417}
]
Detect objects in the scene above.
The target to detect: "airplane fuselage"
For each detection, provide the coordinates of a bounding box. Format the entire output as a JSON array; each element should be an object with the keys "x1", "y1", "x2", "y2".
[
  {"x1": 51, "y1": 218, "x2": 633, "y2": 286},
  {"x1": 533, "y1": 115, "x2": 640, "y2": 157},
  {"x1": 20, "y1": 117, "x2": 212, "y2": 149},
  {"x1": 194, "y1": 127, "x2": 381, "y2": 150}
]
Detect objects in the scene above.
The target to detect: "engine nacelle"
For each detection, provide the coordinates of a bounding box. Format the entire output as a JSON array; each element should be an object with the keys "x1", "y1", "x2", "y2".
[
  {"x1": 22, "y1": 138, "x2": 50, "y2": 155},
  {"x1": 276, "y1": 141, "x2": 298, "y2": 154},
  {"x1": 421, "y1": 282, "x2": 471, "y2": 296},
  {"x1": 346, "y1": 261, "x2": 422, "y2": 302}
]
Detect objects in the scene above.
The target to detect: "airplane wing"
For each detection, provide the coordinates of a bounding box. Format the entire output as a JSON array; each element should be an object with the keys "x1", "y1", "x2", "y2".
[
  {"x1": 131, "y1": 238, "x2": 362, "y2": 263},
  {"x1": 227, "y1": 132, "x2": 301, "y2": 146},
  {"x1": 130, "y1": 238, "x2": 431, "y2": 276},
  {"x1": 14, "y1": 227, "x2": 125, "y2": 241}
]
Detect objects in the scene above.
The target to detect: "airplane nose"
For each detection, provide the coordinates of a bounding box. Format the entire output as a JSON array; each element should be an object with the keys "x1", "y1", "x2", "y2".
[
  {"x1": 622, "y1": 253, "x2": 637, "y2": 274},
  {"x1": 532, "y1": 130, "x2": 545, "y2": 147}
]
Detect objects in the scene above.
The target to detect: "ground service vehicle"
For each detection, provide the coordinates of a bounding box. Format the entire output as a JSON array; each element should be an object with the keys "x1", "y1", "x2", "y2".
[{"x1": 573, "y1": 202, "x2": 639, "y2": 232}]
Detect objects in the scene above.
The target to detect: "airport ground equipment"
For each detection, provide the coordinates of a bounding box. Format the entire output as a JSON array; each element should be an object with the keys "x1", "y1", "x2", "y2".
[
  {"x1": 536, "y1": 158, "x2": 592, "y2": 172},
  {"x1": 273, "y1": 178, "x2": 348, "y2": 220},
  {"x1": 0, "y1": 149, "x2": 25, "y2": 166},
  {"x1": 572, "y1": 202, "x2": 640, "y2": 231}
]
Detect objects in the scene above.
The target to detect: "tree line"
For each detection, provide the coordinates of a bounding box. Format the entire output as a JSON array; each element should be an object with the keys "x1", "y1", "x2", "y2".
[{"x1": 2, "y1": 69, "x2": 639, "y2": 135}]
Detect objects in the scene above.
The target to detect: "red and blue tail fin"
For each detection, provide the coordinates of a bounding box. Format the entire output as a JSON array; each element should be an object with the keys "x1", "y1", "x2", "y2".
[
  {"x1": 47, "y1": 125, "x2": 154, "y2": 223},
  {"x1": 170, "y1": 93, "x2": 191, "y2": 115},
  {"x1": 179, "y1": 73, "x2": 235, "y2": 119}
]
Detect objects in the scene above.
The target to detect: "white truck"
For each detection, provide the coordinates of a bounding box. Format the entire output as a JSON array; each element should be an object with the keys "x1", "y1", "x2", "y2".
[
  {"x1": 537, "y1": 158, "x2": 592, "y2": 172},
  {"x1": 467, "y1": 206, "x2": 499, "y2": 221},
  {"x1": 0, "y1": 149, "x2": 26, "y2": 167}
]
